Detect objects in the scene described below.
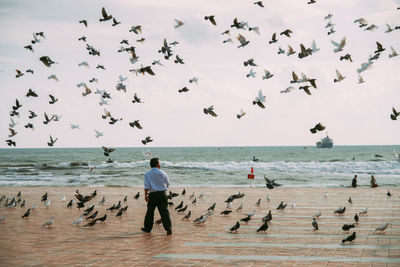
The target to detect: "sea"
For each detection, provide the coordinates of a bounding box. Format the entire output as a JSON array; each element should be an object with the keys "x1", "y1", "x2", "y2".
[{"x1": 1, "y1": 146, "x2": 399, "y2": 188}]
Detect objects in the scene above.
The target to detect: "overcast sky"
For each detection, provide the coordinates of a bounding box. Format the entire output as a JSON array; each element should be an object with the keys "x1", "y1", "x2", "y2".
[{"x1": 0, "y1": 0, "x2": 399, "y2": 148}]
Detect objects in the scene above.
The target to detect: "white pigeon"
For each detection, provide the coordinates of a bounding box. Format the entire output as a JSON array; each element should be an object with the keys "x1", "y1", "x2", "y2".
[
  {"x1": 266, "y1": 194, "x2": 270, "y2": 202},
  {"x1": 77, "y1": 82, "x2": 87, "y2": 88},
  {"x1": 189, "y1": 77, "x2": 198, "y2": 84},
  {"x1": 61, "y1": 195, "x2": 66, "y2": 201},
  {"x1": 45, "y1": 199, "x2": 51, "y2": 208},
  {"x1": 78, "y1": 61, "x2": 89, "y2": 68},
  {"x1": 254, "y1": 90, "x2": 266, "y2": 105},
  {"x1": 32, "y1": 32, "x2": 41, "y2": 43},
  {"x1": 291, "y1": 203, "x2": 296, "y2": 209},
  {"x1": 334, "y1": 69, "x2": 345, "y2": 82},
  {"x1": 246, "y1": 68, "x2": 256, "y2": 78},
  {"x1": 9, "y1": 118, "x2": 17, "y2": 128},
  {"x1": 99, "y1": 98, "x2": 109, "y2": 106},
  {"x1": 375, "y1": 223, "x2": 389, "y2": 232},
  {"x1": 359, "y1": 208, "x2": 368, "y2": 216},
  {"x1": 357, "y1": 60, "x2": 373, "y2": 73},
  {"x1": 247, "y1": 210, "x2": 256, "y2": 217},
  {"x1": 227, "y1": 202, "x2": 233, "y2": 209},
  {"x1": 95, "y1": 130, "x2": 104, "y2": 138},
  {"x1": 311, "y1": 39, "x2": 320, "y2": 53},
  {"x1": 280, "y1": 86, "x2": 295, "y2": 94},
  {"x1": 314, "y1": 210, "x2": 321, "y2": 219},
  {"x1": 31, "y1": 204, "x2": 38, "y2": 211},
  {"x1": 98, "y1": 196, "x2": 105, "y2": 205},
  {"x1": 194, "y1": 215, "x2": 208, "y2": 224},
  {"x1": 72, "y1": 216, "x2": 83, "y2": 225},
  {"x1": 118, "y1": 75, "x2": 127, "y2": 82},
  {"x1": 389, "y1": 46, "x2": 398, "y2": 58},
  {"x1": 174, "y1": 19, "x2": 184, "y2": 29},
  {"x1": 331, "y1": 37, "x2": 346, "y2": 53},
  {"x1": 48, "y1": 74, "x2": 59, "y2": 81},
  {"x1": 236, "y1": 202, "x2": 243, "y2": 212},
  {"x1": 324, "y1": 193, "x2": 328, "y2": 199},
  {"x1": 42, "y1": 217, "x2": 55, "y2": 227},
  {"x1": 152, "y1": 60, "x2": 164, "y2": 66},
  {"x1": 52, "y1": 114, "x2": 62, "y2": 121},
  {"x1": 249, "y1": 26, "x2": 260, "y2": 35},
  {"x1": 94, "y1": 89, "x2": 103, "y2": 95},
  {"x1": 385, "y1": 23, "x2": 394, "y2": 33},
  {"x1": 262, "y1": 70, "x2": 273, "y2": 80},
  {"x1": 223, "y1": 38, "x2": 233, "y2": 44}
]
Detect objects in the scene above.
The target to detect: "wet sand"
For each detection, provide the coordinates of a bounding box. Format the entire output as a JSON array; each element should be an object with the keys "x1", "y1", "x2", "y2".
[{"x1": 0, "y1": 187, "x2": 399, "y2": 266}]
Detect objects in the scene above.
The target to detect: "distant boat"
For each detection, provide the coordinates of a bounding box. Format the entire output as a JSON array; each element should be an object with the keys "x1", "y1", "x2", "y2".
[
  {"x1": 252, "y1": 156, "x2": 259, "y2": 162},
  {"x1": 316, "y1": 134, "x2": 333, "y2": 148}
]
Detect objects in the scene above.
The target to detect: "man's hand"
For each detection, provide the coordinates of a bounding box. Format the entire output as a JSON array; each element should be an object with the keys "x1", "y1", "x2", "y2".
[{"x1": 145, "y1": 195, "x2": 149, "y2": 202}]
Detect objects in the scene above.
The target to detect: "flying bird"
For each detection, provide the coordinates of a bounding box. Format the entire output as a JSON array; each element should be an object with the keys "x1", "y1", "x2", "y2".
[
  {"x1": 389, "y1": 46, "x2": 398, "y2": 58},
  {"x1": 252, "y1": 90, "x2": 266, "y2": 109},
  {"x1": 236, "y1": 109, "x2": 246, "y2": 119},
  {"x1": 47, "y1": 135, "x2": 58, "y2": 147},
  {"x1": 280, "y1": 29, "x2": 293, "y2": 37},
  {"x1": 237, "y1": 34, "x2": 249, "y2": 48},
  {"x1": 39, "y1": 56, "x2": 56, "y2": 67},
  {"x1": 141, "y1": 136, "x2": 153, "y2": 145},
  {"x1": 79, "y1": 19, "x2": 87, "y2": 27},
  {"x1": 340, "y1": 53, "x2": 353, "y2": 62},
  {"x1": 310, "y1": 123, "x2": 325, "y2": 134},
  {"x1": 204, "y1": 15, "x2": 216, "y2": 25},
  {"x1": 48, "y1": 94, "x2": 58, "y2": 104},
  {"x1": 262, "y1": 70, "x2": 274, "y2": 80},
  {"x1": 99, "y1": 7, "x2": 112, "y2": 22},
  {"x1": 203, "y1": 105, "x2": 218, "y2": 117},
  {"x1": 331, "y1": 37, "x2": 346, "y2": 53},
  {"x1": 390, "y1": 107, "x2": 400, "y2": 120},
  {"x1": 129, "y1": 120, "x2": 143, "y2": 129},
  {"x1": 334, "y1": 69, "x2": 345, "y2": 82},
  {"x1": 174, "y1": 19, "x2": 184, "y2": 28}
]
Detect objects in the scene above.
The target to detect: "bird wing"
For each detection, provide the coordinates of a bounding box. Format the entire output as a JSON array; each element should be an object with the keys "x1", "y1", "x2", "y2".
[
  {"x1": 331, "y1": 40, "x2": 339, "y2": 47},
  {"x1": 101, "y1": 7, "x2": 109, "y2": 18},
  {"x1": 336, "y1": 69, "x2": 343, "y2": 79},
  {"x1": 339, "y1": 37, "x2": 346, "y2": 49},
  {"x1": 292, "y1": 71, "x2": 299, "y2": 82}
]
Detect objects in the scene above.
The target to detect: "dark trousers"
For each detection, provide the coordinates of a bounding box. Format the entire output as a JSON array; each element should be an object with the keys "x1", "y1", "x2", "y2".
[{"x1": 144, "y1": 191, "x2": 171, "y2": 232}]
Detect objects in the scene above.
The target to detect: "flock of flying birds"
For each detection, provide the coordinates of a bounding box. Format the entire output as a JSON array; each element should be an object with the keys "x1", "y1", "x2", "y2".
[
  {"x1": 0, "y1": 186, "x2": 392, "y2": 244},
  {"x1": 4, "y1": 3, "x2": 400, "y2": 149}
]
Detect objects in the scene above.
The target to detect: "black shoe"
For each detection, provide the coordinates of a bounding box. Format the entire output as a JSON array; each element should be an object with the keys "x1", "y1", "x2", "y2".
[
  {"x1": 166, "y1": 229, "x2": 172, "y2": 235},
  {"x1": 141, "y1": 227, "x2": 151, "y2": 233}
]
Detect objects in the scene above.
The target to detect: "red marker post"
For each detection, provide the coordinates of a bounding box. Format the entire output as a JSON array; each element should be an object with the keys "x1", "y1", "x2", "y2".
[{"x1": 248, "y1": 167, "x2": 254, "y2": 187}]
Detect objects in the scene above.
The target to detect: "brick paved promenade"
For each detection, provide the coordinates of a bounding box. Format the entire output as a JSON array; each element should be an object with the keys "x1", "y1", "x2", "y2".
[{"x1": 0, "y1": 187, "x2": 399, "y2": 266}]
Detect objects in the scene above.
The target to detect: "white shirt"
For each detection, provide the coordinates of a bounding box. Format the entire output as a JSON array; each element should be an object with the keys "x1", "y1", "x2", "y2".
[{"x1": 144, "y1": 167, "x2": 170, "y2": 192}]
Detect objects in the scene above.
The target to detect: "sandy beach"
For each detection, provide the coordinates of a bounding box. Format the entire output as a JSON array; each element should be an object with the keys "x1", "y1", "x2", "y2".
[{"x1": 0, "y1": 187, "x2": 399, "y2": 266}]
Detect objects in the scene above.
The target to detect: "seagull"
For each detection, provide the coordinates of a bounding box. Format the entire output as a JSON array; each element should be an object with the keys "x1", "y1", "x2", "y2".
[
  {"x1": 252, "y1": 89, "x2": 266, "y2": 109},
  {"x1": 334, "y1": 69, "x2": 345, "y2": 82},
  {"x1": 312, "y1": 217, "x2": 318, "y2": 230},
  {"x1": 174, "y1": 19, "x2": 184, "y2": 28},
  {"x1": 375, "y1": 223, "x2": 389, "y2": 233},
  {"x1": 42, "y1": 217, "x2": 55, "y2": 227}
]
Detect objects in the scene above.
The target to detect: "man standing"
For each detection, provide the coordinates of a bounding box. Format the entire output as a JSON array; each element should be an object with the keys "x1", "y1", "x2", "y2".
[{"x1": 141, "y1": 158, "x2": 172, "y2": 235}]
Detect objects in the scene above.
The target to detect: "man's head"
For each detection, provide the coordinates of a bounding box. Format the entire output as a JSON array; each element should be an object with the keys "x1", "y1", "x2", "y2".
[{"x1": 150, "y1": 158, "x2": 160, "y2": 168}]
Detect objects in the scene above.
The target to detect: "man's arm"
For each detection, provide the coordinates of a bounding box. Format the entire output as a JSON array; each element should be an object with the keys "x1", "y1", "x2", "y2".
[{"x1": 144, "y1": 189, "x2": 149, "y2": 202}]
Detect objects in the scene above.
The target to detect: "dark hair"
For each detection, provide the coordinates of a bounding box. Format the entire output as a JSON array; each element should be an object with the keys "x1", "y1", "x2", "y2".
[{"x1": 150, "y1": 158, "x2": 159, "y2": 168}]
